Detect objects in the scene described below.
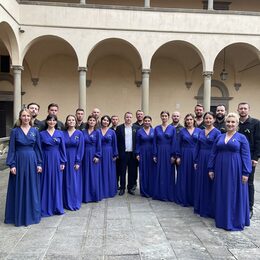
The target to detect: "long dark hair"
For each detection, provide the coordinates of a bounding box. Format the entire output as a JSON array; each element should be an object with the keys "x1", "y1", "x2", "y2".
[
  {"x1": 101, "y1": 115, "x2": 111, "y2": 127},
  {"x1": 44, "y1": 114, "x2": 58, "y2": 130}
]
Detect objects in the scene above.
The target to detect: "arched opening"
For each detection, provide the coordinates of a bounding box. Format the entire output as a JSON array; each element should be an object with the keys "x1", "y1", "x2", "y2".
[
  {"x1": 22, "y1": 35, "x2": 78, "y2": 121},
  {"x1": 0, "y1": 22, "x2": 19, "y2": 137},
  {"x1": 150, "y1": 40, "x2": 204, "y2": 122},
  {"x1": 86, "y1": 38, "x2": 142, "y2": 118},
  {"x1": 213, "y1": 42, "x2": 260, "y2": 114}
]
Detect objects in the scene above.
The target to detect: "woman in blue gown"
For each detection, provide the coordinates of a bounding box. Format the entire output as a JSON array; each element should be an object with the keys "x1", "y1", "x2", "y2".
[
  {"x1": 82, "y1": 115, "x2": 102, "y2": 202},
  {"x1": 99, "y1": 115, "x2": 118, "y2": 199},
  {"x1": 136, "y1": 115, "x2": 155, "y2": 197},
  {"x1": 208, "y1": 113, "x2": 252, "y2": 231},
  {"x1": 40, "y1": 115, "x2": 67, "y2": 217},
  {"x1": 153, "y1": 111, "x2": 176, "y2": 201},
  {"x1": 63, "y1": 115, "x2": 84, "y2": 210},
  {"x1": 176, "y1": 113, "x2": 201, "y2": 206},
  {"x1": 193, "y1": 112, "x2": 220, "y2": 217},
  {"x1": 5, "y1": 109, "x2": 42, "y2": 227}
]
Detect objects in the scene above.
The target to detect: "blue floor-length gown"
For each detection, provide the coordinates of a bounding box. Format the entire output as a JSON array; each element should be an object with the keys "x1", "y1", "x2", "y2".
[
  {"x1": 136, "y1": 127, "x2": 155, "y2": 197},
  {"x1": 5, "y1": 127, "x2": 42, "y2": 226},
  {"x1": 193, "y1": 128, "x2": 220, "y2": 217},
  {"x1": 153, "y1": 125, "x2": 176, "y2": 201},
  {"x1": 176, "y1": 127, "x2": 201, "y2": 206},
  {"x1": 40, "y1": 130, "x2": 67, "y2": 217},
  {"x1": 82, "y1": 129, "x2": 102, "y2": 202},
  {"x1": 208, "y1": 132, "x2": 252, "y2": 231},
  {"x1": 63, "y1": 130, "x2": 84, "y2": 210},
  {"x1": 99, "y1": 128, "x2": 118, "y2": 199}
]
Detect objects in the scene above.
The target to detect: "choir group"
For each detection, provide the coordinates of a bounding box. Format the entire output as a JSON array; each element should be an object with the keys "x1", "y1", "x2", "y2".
[{"x1": 4, "y1": 102, "x2": 260, "y2": 232}]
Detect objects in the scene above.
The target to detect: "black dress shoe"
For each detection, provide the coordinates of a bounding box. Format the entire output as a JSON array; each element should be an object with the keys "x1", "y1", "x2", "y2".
[
  {"x1": 128, "y1": 189, "x2": 135, "y2": 195},
  {"x1": 118, "y1": 189, "x2": 125, "y2": 196},
  {"x1": 132, "y1": 184, "x2": 137, "y2": 191},
  {"x1": 250, "y1": 210, "x2": 253, "y2": 219}
]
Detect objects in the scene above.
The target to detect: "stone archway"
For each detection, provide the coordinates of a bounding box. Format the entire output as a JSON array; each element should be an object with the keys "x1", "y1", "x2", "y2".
[{"x1": 195, "y1": 80, "x2": 233, "y2": 112}]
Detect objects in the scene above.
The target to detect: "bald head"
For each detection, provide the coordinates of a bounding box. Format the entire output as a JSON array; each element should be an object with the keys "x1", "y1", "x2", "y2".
[
  {"x1": 172, "y1": 111, "x2": 181, "y2": 125},
  {"x1": 92, "y1": 108, "x2": 101, "y2": 120}
]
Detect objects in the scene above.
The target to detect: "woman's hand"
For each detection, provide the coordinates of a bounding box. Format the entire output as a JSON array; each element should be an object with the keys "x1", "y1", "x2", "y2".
[
  {"x1": 194, "y1": 164, "x2": 197, "y2": 170},
  {"x1": 208, "y1": 171, "x2": 214, "y2": 180},
  {"x1": 93, "y1": 157, "x2": 99, "y2": 163},
  {"x1": 242, "y1": 175, "x2": 249, "y2": 184},
  {"x1": 153, "y1": 157, "x2": 157, "y2": 163},
  {"x1": 60, "y1": 164, "x2": 65, "y2": 171},
  {"x1": 170, "y1": 157, "x2": 175, "y2": 164},
  {"x1": 175, "y1": 158, "x2": 181, "y2": 166},
  {"x1": 74, "y1": 164, "x2": 80, "y2": 171},
  {"x1": 136, "y1": 155, "x2": 140, "y2": 161},
  {"x1": 10, "y1": 167, "x2": 16, "y2": 175},
  {"x1": 37, "y1": 166, "x2": 42, "y2": 173}
]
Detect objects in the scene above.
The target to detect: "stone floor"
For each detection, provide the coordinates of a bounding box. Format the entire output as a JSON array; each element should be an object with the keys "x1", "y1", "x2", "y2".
[{"x1": 1, "y1": 167, "x2": 260, "y2": 260}]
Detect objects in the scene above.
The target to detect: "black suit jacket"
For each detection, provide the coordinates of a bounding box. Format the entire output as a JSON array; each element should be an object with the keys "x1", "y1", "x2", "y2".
[{"x1": 116, "y1": 123, "x2": 138, "y2": 159}]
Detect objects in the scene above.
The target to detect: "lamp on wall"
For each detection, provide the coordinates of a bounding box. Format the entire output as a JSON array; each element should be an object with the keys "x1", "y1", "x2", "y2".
[{"x1": 220, "y1": 48, "x2": 228, "y2": 81}]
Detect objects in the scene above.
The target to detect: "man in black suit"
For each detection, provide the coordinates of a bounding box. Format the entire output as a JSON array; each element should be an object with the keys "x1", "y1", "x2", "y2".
[
  {"x1": 116, "y1": 112, "x2": 138, "y2": 196},
  {"x1": 75, "y1": 108, "x2": 86, "y2": 130},
  {"x1": 214, "y1": 104, "x2": 226, "y2": 133},
  {"x1": 41, "y1": 103, "x2": 65, "y2": 130},
  {"x1": 238, "y1": 102, "x2": 260, "y2": 218}
]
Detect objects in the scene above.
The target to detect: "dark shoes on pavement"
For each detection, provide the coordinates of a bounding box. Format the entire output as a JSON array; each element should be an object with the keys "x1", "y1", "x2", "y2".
[
  {"x1": 118, "y1": 189, "x2": 125, "y2": 196},
  {"x1": 128, "y1": 189, "x2": 135, "y2": 195},
  {"x1": 250, "y1": 209, "x2": 253, "y2": 219}
]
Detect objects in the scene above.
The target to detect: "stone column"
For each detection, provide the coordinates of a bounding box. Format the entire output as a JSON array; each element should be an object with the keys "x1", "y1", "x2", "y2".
[
  {"x1": 144, "y1": 0, "x2": 150, "y2": 8},
  {"x1": 78, "y1": 67, "x2": 87, "y2": 111},
  {"x1": 203, "y1": 71, "x2": 213, "y2": 112},
  {"x1": 208, "y1": 0, "x2": 214, "y2": 10},
  {"x1": 141, "y1": 69, "x2": 151, "y2": 115},
  {"x1": 12, "y1": 65, "x2": 23, "y2": 123}
]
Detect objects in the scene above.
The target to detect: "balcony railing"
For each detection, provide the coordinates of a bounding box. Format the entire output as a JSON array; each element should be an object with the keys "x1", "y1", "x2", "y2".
[{"x1": 0, "y1": 137, "x2": 9, "y2": 170}]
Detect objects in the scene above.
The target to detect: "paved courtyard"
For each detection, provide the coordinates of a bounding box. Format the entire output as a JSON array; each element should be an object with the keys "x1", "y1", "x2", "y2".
[{"x1": 1, "y1": 167, "x2": 260, "y2": 260}]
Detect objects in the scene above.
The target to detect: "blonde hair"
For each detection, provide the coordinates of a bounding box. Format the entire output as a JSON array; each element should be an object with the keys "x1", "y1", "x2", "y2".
[
  {"x1": 16, "y1": 109, "x2": 33, "y2": 127},
  {"x1": 225, "y1": 112, "x2": 239, "y2": 124}
]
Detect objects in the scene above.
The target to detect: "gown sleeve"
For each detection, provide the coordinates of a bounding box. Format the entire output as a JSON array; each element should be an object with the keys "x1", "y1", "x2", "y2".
[
  {"x1": 175, "y1": 130, "x2": 182, "y2": 158},
  {"x1": 95, "y1": 130, "x2": 102, "y2": 158},
  {"x1": 171, "y1": 126, "x2": 177, "y2": 157},
  {"x1": 193, "y1": 131, "x2": 201, "y2": 164},
  {"x1": 207, "y1": 135, "x2": 221, "y2": 172},
  {"x1": 75, "y1": 131, "x2": 84, "y2": 165},
  {"x1": 6, "y1": 129, "x2": 16, "y2": 168},
  {"x1": 59, "y1": 131, "x2": 67, "y2": 164},
  {"x1": 34, "y1": 130, "x2": 43, "y2": 167},
  {"x1": 135, "y1": 130, "x2": 141, "y2": 156},
  {"x1": 240, "y1": 134, "x2": 252, "y2": 176},
  {"x1": 153, "y1": 127, "x2": 158, "y2": 157},
  {"x1": 111, "y1": 130, "x2": 118, "y2": 157}
]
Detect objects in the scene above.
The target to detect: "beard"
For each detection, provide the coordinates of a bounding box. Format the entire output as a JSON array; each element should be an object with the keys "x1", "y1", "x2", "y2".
[{"x1": 216, "y1": 114, "x2": 225, "y2": 121}]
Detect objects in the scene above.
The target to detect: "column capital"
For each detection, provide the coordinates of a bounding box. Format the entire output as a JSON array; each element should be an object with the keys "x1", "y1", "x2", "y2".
[
  {"x1": 202, "y1": 71, "x2": 213, "y2": 78},
  {"x1": 142, "y1": 69, "x2": 151, "y2": 74},
  {"x1": 11, "y1": 65, "x2": 24, "y2": 71},
  {"x1": 78, "y1": 66, "x2": 87, "y2": 72}
]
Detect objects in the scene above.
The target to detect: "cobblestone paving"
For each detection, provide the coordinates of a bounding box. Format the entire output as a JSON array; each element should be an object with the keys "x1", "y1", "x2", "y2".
[{"x1": 0, "y1": 167, "x2": 260, "y2": 260}]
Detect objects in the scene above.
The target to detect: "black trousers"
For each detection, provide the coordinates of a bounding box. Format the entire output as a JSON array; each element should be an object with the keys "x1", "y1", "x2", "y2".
[
  {"x1": 118, "y1": 152, "x2": 138, "y2": 191},
  {"x1": 248, "y1": 166, "x2": 256, "y2": 211}
]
